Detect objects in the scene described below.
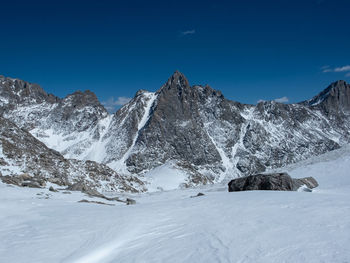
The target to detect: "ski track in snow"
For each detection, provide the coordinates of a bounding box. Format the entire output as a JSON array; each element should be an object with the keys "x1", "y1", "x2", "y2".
[{"x1": 1, "y1": 145, "x2": 350, "y2": 263}]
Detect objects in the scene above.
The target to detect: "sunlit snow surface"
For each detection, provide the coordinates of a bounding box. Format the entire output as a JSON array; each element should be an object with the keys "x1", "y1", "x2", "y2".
[
  {"x1": 1, "y1": 146, "x2": 350, "y2": 263},
  {"x1": 143, "y1": 162, "x2": 187, "y2": 192}
]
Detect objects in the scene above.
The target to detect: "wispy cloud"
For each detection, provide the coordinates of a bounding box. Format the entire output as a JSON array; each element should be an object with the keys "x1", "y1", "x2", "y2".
[
  {"x1": 257, "y1": 96, "x2": 289, "y2": 104},
  {"x1": 274, "y1": 96, "x2": 289, "y2": 103},
  {"x1": 181, "y1": 29, "x2": 195, "y2": 36},
  {"x1": 102, "y1": 96, "x2": 132, "y2": 112},
  {"x1": 334, "y1": 65, "x2": 350, "y2": 72},
  {"x1": 322, "y1": 65, "x2": 350, "y2": 77}
]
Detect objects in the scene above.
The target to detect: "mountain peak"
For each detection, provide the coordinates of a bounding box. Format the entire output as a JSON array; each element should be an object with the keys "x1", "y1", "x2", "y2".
[
  {"x1": 333, "y1": 80, "x2": 347, "y2": 86},
  {"x1": 2, "y1": 73, "x2": 350, "y2": 191},
  {"x1": 306, "y1": 80, "x2": 350, "y2": 113},
  {"x1": 172, "y1": 70, "x2": 185, "y2": 78},
  {"x1": 135, "y1": 89, "x2": 152, "y2": 97},
  {"x1": 0, "y1": 74, "x2": 58, "y2": 105},
  {"x1": 163, "y1": 71, "x2": 190, "y2": 90}
]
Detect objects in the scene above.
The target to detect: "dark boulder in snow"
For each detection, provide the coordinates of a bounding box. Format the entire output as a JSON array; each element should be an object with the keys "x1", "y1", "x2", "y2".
[
  {"x1": 190, "y1": 192, "x2": 205, "y2": 198},
  {"x1": 49, "y1": 186, "x2": 58, "y2": 192},
  {"x1": 126, "y1": 198, "x2": 136, "y2": 205},
  {"x1": 228, "y1": 173, "x2": 318, "y2": 192}
]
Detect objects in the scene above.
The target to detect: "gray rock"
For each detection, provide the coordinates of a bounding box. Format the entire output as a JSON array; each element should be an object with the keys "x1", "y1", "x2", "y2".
[
  {"x1": 190, "y1": 192, "x2": 205, "y2": 198},
  {"x1": 18, "y1": 173, "x2": 32, "y2": 181},
  {"x1": 67, "y1": 182, "x2": 134, "y2": 205},
  {"x1": 49, "y1": 186, "x2": 58, "y2": 192},
  {"x1": 306, "y1": 80, "x2": 350, "y2": 114},
  {"x1": 0, "y1": 176, "x2": 22, "y2": 186},
  {"x1": 228, "y1": 173, "x2": 319, "y2": 192},
  {"x1": 67, "y1": 182, "x2": 104, "y2": 198},
  {"x1": 0, "y1": 174, "x2": 45, "y2": 188},
  {"x1": 48, "y1": 178, "x2": 65, "y2": 186},
  {"x1": 126, "y1": 198, "x2": 136, "y2": 205},
  {"x1": 21, "y1": 180, "x2": 42, "y2": 188},
  {"x1": 293, "y1": 176, "x2": 319, "y2": 190}
]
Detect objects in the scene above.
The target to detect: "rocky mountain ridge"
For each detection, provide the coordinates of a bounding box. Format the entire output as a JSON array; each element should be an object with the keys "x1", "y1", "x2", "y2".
[
  {"x1": 0, "y1": 115, "x2": 144, "y2": 193},
  {"x1": 1, "y1": 72, "x2": 350, "y2": 190}
]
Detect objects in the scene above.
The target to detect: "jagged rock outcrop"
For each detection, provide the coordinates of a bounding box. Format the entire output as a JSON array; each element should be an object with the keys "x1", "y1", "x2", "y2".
[
  {"x1": 0, "y1": 116, "x2": 145, "y2": 192},
  {"x1": 293, "y1": 176, "x2": 319, "y2": 189},
  {"x1": 127, "y1": 72, "x2": 224, "y2": 174},
  {"x1": 0, "y1": 75, "x2": 109, "y2": 159},
  {"x1": 306, "y1": 80, "x2": 350, "y2": 113},
  {"x1": 0, "y1": 75, "x2": 58, "y2": 109},
  {"x1": 303, "y1": 80, "x2": 350, "y2": 130},
  {"x1": 0, "y1": 173, "x2": 46, "y2": 188},
  {"x1": 123, "y1": 72, "x2": 347, "y2": 181},
  {"x1": 227, "y1": 173, "x2": 318, "y2": 192},
  {"x1": 1, "y1": 72, "x2": 350, "y2": 188}
]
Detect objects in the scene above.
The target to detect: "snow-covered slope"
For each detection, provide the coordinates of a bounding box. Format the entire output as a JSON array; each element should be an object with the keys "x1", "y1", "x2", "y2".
[
  {"x1": 1, "y1": 73, "x2": 350, "y2": 189},
  {"x1": 0, "y1": 116, "x2": 145, "y2": 193},
  {"x1": 1, "y1": 145, "x2": 349, "y2": 263},
  {"x1": 0, "y1": 75, "x2": 111, "y2": 160}
]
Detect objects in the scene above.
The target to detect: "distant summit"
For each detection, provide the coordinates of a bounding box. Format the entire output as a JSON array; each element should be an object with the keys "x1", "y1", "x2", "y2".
[
  {"x1": 306, "y1": 80, "x2": 350, "y2": 113},
  {"x1": 1, "y1": 72, "x2": 350, "y2": 191}
]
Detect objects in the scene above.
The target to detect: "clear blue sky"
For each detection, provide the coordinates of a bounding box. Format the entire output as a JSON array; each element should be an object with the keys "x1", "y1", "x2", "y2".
[{"x1": 1, "y1": 0, "x2": 349, "y2": 111}]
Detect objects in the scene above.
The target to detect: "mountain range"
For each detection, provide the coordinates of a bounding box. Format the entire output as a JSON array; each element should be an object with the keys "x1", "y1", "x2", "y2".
[{"x1": 0, "y1": 72, "x2": 349, "y2": 192}]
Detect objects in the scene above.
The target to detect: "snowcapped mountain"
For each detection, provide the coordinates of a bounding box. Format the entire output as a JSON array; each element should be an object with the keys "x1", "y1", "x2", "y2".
[
  {"x1": 0, "y1": 115, "x2": 144, "y2": 193},
  {"x1": 1, "y1": 73, "x2": 350, "y2": 190},
  {"x1": 0, "y1": 75, "x2": 109, "y2": 157}
]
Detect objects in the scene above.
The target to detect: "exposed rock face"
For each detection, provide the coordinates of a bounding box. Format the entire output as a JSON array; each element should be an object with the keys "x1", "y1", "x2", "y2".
[
  {"x1": 306, "y1": 80, "x2": 350, "y2": 114},
  {"x1": 1, "y1": 72, "x2": 350, "y2": 188},
  {"x1": 100, "y1": 90, "x2": 158, "y2": 168},
  {"x1": 0, "y1": 116, "x2": 145, "y2": 193},
  {"x1": 0, "y1": 75, "x2": 58, "y2": 111},
  {"x1": 227, "y1": 173, "x2": 318, "y2": 192},
  {"x1": 0, "y1": 174, "x2": 46, "y2": 188},
  {"x1": 302, "y1": 80, "x2": 350, "y2": 132},
  {"x1": 124, "y1": 73, "x2": 347, "y2": 181},
  {"x1": 0, "y1": 76, "x2": 109, "y2": 158},
  {"x1": 293, "y1": 177, "x2": 319, "y2": 189},
  {"x1": 67, "y1": 182, "x2": 104, "y2": 197},
  {"x1": 127, "y1": 72, "x2": 224, "y2": 174}
]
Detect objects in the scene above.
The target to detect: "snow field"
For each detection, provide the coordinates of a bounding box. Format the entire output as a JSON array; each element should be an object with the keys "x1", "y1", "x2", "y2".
[{"x1": 0, "y1": 145, "x2": 350, "y2": 263}]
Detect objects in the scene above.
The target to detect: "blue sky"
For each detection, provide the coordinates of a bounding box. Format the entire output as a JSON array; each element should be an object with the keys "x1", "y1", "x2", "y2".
[{"x1": 0, "y1": 0, "x2": 349, "y2": 112}]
